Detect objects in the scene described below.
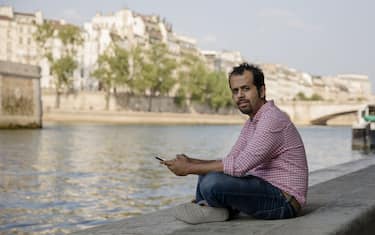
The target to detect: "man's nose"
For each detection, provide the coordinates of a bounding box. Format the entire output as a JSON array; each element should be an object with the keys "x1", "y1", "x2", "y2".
[{"x1": 237, "y1": 89, "x2": 245, "y2": 98}]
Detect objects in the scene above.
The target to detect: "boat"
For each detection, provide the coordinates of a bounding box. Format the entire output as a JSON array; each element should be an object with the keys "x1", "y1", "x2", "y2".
[{"x1": 352, "y1": 104, "x2": 375, "y2": 150}]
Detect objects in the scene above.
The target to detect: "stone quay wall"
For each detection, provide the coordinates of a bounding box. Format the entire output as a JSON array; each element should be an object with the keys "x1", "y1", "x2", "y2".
[
  {"x1": 0, "y1": 60, "x2": 42, "y2": 128},
  {"x1": 71, "y1": 159, "x2": 375, "y2": 235},
  {"x1": 42, "y1": 91, "x2": 237, "y2": 115}
]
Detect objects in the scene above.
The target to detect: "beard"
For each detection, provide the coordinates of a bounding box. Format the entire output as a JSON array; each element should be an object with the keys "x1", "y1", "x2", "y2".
[
  {"x1": 237, "y1": 100, "x2": 252, "y2": 115},
  {"x1": 239, "y1": 106, "x2": 252, "y2": 115}
]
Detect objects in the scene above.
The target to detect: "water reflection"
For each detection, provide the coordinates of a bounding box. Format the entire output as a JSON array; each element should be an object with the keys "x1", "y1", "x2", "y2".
[{"x1": 0, "y1": 124, "x2": 370, "y2": 234}]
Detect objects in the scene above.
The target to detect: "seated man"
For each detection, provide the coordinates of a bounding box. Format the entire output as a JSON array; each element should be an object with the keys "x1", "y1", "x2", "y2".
[{"x1": 162, "y1": 63, "x2": 308, "y2": 224}]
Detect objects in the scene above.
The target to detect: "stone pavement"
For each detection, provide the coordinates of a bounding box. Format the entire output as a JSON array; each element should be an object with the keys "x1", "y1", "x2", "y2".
[{"x1": 71, "y1": 164, "x2": 375, "y2": 235}]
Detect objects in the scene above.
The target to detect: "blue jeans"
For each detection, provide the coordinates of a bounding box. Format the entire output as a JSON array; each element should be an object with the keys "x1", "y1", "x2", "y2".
[{"x1": 195, "y1": 172, "x2": 296, "y2": 220}]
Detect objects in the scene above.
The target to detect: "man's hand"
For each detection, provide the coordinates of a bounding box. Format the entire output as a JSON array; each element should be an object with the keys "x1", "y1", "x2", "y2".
[
  {"x1": 163, "y1": 154, "x2": 191, "y2": 176},
  {"x1": 162, "y1": 154, "x2": 224, "y2": 176}
]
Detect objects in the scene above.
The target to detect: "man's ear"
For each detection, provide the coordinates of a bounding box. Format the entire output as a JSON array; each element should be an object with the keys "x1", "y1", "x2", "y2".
[{"x1": 260, "y1": 85, "x2": 266, "y2": 99}]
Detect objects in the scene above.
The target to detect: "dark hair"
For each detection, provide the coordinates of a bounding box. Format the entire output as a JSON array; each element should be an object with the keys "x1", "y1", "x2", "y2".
[{"x1": 228, "y1": 62, "x2": 265, "y2": 99}]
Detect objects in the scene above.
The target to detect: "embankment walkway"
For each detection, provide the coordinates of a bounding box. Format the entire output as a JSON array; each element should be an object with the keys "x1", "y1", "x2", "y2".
[
  {"x1": 71, "y1": 157, "x2": 375, "y2": 235},
  {"x1": 43, "y1": 110, "x2": 247, "y2": 125}
]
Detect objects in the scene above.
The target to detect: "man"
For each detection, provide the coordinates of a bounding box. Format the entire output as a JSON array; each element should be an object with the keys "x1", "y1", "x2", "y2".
[{"x1": 162, "y1": 63, "x2": 308, "y2": 224}]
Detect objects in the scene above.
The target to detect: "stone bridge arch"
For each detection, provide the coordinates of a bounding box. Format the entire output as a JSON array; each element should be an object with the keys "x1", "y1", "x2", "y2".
[
  {"x1": 277, "y1": 101, "x2": 364, "y2": 125},
  {"x1": 310, "y1": 110, "x2": 357, "y2": 125}
]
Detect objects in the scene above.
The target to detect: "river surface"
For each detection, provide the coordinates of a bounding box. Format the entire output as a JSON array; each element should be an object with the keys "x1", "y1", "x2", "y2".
[{"x1": 0, "y1": 124, "x2": 371, "y2": 234}]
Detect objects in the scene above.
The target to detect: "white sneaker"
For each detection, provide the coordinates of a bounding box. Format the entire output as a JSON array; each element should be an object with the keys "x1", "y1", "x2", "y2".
[{"x1": 173, "y1": 202, "x2": 229, "y2": 224}]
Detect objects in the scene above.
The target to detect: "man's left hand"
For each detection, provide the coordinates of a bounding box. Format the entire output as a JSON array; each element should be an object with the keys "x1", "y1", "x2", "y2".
[{"x1": 163, "y1": 154, "x2": 191, "y2": 176}]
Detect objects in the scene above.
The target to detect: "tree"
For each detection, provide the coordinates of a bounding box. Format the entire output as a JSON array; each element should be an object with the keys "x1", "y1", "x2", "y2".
[
  {"x1": 91, "y1": 53, "x2": 114, "y2": 110},
  {"x1": 33, "y1": 22, "x2": 83, "y2": 108},
  {"x1": 129, "y1": 45, "x2": 149, "y2": 95},
  {"x1": 91, "y1": 45, "x2": 131, "y2": 110},
  {"x1": 134, "y1": 43, "x2": 177, "y2": 112},
  {"x1": 176, "y1": 52, "x2": 209, "y2": 111},
  {"x1": 310, "y1": 93, "x2": 323, "y2": 101},
  {"x1": 295, "y1": 92, "x2": 308, "y2": 100},
  {"x1": 58, "y1": 24, "x2": 83, "y2": 55},
  {"x1": 295, "y1": 92, "x2": 324, "y2": 101},
  {"x1": 205, "y1": 71, "x2": 232, "y2": 111},
  {"x1": 51, "y1": 56, "x2": 77, "y2": 108},
  {"x1": 176, "y1": 53, "x2": 232, "y2": 112},
  {"x1": 33, "y1": 21, "x2": 54, "y2": 61}
]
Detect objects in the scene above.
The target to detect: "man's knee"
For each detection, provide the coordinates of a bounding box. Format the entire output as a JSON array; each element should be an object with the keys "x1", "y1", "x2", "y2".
[{"x1": 199, "y1": 172, "x2": 228, "y2": 198}]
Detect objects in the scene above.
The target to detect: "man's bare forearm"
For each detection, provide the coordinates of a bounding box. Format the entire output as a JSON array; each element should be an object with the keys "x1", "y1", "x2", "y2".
[
  {"x1": 189, "y1": 158, "x2": 220, "y2": 164},
  {"x1": 187, "y1": 160, "x2": 224, "y2": 175},
  {"x1": 163, "y1": 155, "x2": 224, "y2": 176}
]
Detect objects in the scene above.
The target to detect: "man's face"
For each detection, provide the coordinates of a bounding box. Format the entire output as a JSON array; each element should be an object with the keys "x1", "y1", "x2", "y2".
[{"x1": 229, "y1": 70, "x2": 265, "y2": 116}]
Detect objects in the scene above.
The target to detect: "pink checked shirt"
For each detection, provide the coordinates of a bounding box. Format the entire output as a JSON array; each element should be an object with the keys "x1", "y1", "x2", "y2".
[{"x1": 222, "y1": 101, "x2": 308, "y2": 206}]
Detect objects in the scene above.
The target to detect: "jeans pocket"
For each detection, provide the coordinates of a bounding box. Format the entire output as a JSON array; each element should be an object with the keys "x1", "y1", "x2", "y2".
[{"x1": 253, "y1": 206, "x2": 289, "y2": 220}]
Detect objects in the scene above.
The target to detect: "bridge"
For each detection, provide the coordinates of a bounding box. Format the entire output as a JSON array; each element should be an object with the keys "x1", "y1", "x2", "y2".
[{"x1": 276, "y1": 101, "x2": 366, "y2": 125}]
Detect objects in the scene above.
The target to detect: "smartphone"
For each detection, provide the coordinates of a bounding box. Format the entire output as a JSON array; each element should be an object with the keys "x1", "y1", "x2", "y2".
[{"x1": 155, "y1": 156, "x2": 165, "y2": 161}]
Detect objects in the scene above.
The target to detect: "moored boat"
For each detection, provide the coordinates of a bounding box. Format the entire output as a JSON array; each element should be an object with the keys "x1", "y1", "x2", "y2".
[{"x1": 352, "y1": 104, "x2": 375, "y2": 150}]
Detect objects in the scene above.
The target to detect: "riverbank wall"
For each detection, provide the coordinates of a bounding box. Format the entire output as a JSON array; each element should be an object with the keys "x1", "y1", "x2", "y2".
[
  {"x1": 0, "y1": 61, "x2": 42, "y2": 128},
  {"x1": 43, "y1": 109, "x2": 247, "y2": 125},
  {"x1": 42, "y1": 91, "x2": 236, "y2": 115},
  {"x1": 42, "y1": 92, "x2": 356, "y2": 126},
  {"x1": 71, "y1": 158, "x2": 375, "y2": 235},
  {"x1": 42, "y1": 108, "x2": 355, "y2": 126}
]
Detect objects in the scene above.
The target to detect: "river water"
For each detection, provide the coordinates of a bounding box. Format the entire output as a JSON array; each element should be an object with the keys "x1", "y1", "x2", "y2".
[{"x1": 0, "y1": 124, "x2": 371, "y2": 234}]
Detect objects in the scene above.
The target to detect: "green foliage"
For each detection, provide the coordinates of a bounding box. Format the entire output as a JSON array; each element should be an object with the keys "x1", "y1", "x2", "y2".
[
  {"x1": 33, "y1": 21, "x2": 234, "y2": 112},
  {"x1": 130, "y1": 46, "x2": 151, "y2": 95},
  {"x1": 58, "y1": 25, "x2": 83, "y2": 45},
  {"x1": 33, "y1": 22, "x2": 83, "y2": 108},
  {"x1": 174, "y1": 88, "x2": 186, "y2": 107},
  {"x1": 91, "y1": 45, "x2": 131, "y2": 109},
  {"x1": 310, "y1": 93, "x2": 323, "y2": 101},
  {"x1": 176, "y1": 53, "x2": 232, "y2": 111},
  {"x1": 33, "y1": 21, "x2": 54, "y2": 44},
  {"x1": 295, "y1": 92, "x2": 324, "y2": 101},
  {"x1": 357, "y1": 97, "x2": 365, "y2": 102},
  {"x1": 92, "y1": 53, "x2": 114, "y2": 91},
  {"x1": 92, "y1": 45, "x2": 131, "y2": 89},
  {"x1": 134, "y1": 44, "x2": 176, "y2": 96},
  {"x1": 110, "y1": 46, "x2": 131, "y2": 87},
  {"x1": 296, "y1": 92, "x2": 307, "y2": 100},
  {"x1": 206, "y1": 71, "x2": 232, "y2": 111},
  {"x1": 51, "y1": 55, "x2": 77, "y2": 89},
  {"x1": 128, "y1": 43, "x2": 177, "y2": 111},
  {"x1": 58, "y1": 24, "x2": 84, "y2": 55},
  {"x1": 33, "y1": 21, "x2": 55, "y2": 61},
  {"x1": 178, "y1": 52, "x2": 209, "y2": 103},
  {"x1": 129, "y1": 46, "x2": 145, "y2": 88}
]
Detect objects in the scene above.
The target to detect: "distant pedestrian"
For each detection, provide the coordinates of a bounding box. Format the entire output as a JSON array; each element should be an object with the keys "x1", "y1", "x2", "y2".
[{"x1": 161, "y1": 63, "x2": 308, "y2": 224}]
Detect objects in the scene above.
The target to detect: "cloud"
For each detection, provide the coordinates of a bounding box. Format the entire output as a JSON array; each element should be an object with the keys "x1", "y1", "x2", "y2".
[{"x1": 257, "y1": 8, "x2": 322, "y2": 33}]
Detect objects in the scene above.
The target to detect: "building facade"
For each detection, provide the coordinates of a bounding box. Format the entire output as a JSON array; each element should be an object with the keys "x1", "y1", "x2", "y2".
[
  {"x1": 202, "y1": 50, "x2": 243, "y2": 74},
  {"x1": 0, "y1": 6, "x2": 84, "y2": 90},
  {"x1": 0, "y1": 6, "x2": 42, "y2": 65},
  {"x1": 0, "y1": 6, "x2": 371, "y2": 103}
]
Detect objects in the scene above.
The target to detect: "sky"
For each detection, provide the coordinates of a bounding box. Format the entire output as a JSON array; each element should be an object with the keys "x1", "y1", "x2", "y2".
[{"x1": 3, "y1": 0, "x2": 375, "y2": 92}]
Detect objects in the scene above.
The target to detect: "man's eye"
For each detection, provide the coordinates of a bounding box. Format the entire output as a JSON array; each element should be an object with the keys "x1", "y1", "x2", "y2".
[{"x1": 243, "y1": 87, "x2": 250, "y2": 91}]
